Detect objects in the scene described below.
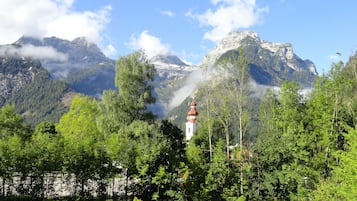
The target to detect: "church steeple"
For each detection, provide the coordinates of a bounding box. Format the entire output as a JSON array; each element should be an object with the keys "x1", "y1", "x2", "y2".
[{"x1": 185, "y1": 100, "x2": 198, "y2": 141}]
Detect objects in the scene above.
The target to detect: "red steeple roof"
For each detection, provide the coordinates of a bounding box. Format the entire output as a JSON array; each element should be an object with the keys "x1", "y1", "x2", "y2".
[{"x1": 187, "y1": 100, "x2": 198, "y2": 122}]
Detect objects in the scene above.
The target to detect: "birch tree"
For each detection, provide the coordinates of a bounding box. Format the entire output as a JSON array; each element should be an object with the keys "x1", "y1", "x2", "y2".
[{"x1": 216, "y1": 48, "x2": 250, "y2": 196}]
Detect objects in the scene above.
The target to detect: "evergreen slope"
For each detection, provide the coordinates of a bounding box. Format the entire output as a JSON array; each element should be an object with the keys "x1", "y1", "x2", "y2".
[{"x1": 10, "y1": 70, "x2": 72, "y2": 126}]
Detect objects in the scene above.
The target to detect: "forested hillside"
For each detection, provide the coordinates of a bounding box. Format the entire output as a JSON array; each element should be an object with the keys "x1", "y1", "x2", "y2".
[
  {"x1": 0, "y1": 54, "x2": 73, "y2": 126},
  {"x1": 0, "y1": 51, "x2": 357, "y2": 200},
  {"x1": 10, "y1": 70, "x2": 73, "y2": 126}
]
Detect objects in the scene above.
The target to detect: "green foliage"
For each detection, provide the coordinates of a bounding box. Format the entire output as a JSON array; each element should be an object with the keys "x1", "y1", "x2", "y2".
[
  {"x1": 107, "y1": 119, "x2": 187, "y2": 200},
  {"x1": 57, "y1": 95, "x2": 109, "y2": 197},
  {"x1": 97, "y1": 90, "x2": 128, "y2": 134},
  {"x1": 311, "y1": 127, "x2": 357, "y2": 200},
  {"x1": 2, "y1": 51, "x2": 357, "y2": 200},
  {"x1": 254, "y1": 81, "x2": 315, "y2": 200},
  {"x1": 115, "y1": 51, "x2": 156, "y2": 122},
  {"x1": 133, "y1": 197, "x2": 143, "y2": 201},
  {"x1": 0, "y1": 134, "x2": 23, "y2": 192},
  {"x1": 97, "y1": 51, "x2": 157, "y2": 136},
  {"x1": 34, "y1": 121, "x2": 57, "y2": 135},
  {"x1": 21, "y1": 125, "x2": 63, "y2": 197},
  {"x1": 0, "y1": 105, "x2": 31, "y2": 140},
  {"x1": 204, "y1": 140, "x2": 229, "y2": 200}
]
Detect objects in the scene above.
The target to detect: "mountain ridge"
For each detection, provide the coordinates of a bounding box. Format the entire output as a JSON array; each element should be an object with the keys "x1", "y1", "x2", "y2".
[
  {"x1": 203, "y1": 30, "x2": 317, "y2": 87},
  {"x1": 0, "y1": 31, "x2": 319, "y2": 124},
  {"x1": 15, "y1": 36, "x2": 112, "y2": 80},
  {"x1": 204, "y1": 30, "x2": 317, "y2": 74}
]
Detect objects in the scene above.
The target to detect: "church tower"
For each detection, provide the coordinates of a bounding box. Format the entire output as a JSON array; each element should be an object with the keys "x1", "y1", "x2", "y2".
[{"x1": 185, "y1": 100, "x2": 198, "y2": 141}]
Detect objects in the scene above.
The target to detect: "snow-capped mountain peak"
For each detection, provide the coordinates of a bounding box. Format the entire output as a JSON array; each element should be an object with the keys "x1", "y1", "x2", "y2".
[
  {"x1": 149, "y1": 54, "x2": 188, "y2": 67},
  {"x1": 202, "y1": 30, "x2": 260, "y2": 66}
]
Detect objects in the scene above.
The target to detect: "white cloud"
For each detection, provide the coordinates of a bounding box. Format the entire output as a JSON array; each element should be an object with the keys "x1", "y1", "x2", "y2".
[
  {"x1": 190, "y1": 0, "x2": 268, "y2": 42},
  {"x1": 0, "y1": 0, "x2": 111, "y2": 46},
  {"x1": 168, "y1": 69, "x2": 204, "y2": 111},
  {"x1": 160, "y1": 10, "x2": 175, "y2": 17},
  {"x1": 128, "y1": 31, "x2": 171, "y2": 59},
  {"x1": 0, "y1": 44, "x2": 68, "y2": 61},
  {"x1": 103, "y1": 44, "x2": 117, "y2": 58}
]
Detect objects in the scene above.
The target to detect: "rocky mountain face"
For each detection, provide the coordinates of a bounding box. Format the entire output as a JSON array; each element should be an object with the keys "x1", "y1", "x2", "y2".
[
  {"x1": 0, "y1": 51, "x2": 43, "y2": 105},
  {"x1": 0, "y1": 48, "x2": 72, "y2": 125},
  {"x1": 150, "y1": 54, "x2": 188, "y2": 67},
  {"x1": 15, "y1": 36, "x2": 116, "y2": 96},
  {"x1": 202, "y1": 30, "x2": 317, "y2": 87},
  {"x1": 15, "y1": 36, "x2": 111, "y2": 66}
]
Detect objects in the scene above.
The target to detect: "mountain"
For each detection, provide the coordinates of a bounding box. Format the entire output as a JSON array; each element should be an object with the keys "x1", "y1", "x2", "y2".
[
  {"x1": 202, "y1": 30, "x2": 317, "y2": 87},
  {"x1": 0, "y1": 32, "x2": 318, "y2": 125},
  {"x1": 150, "y1": 54, "x2": 189, "y2": 67},
  {"x1": 15, "y1": 36, "x2": 116, "y2": 96},
  {"x1": 0, "y1": 47, "x2": 73, "y2": 125},
  {"x1": 13, "y1": 36, "x2": 196, "y2": 115},
  {"x1": 149, "y1": 54, "x2": 198, "y2": 116},
  {"x1": 15, "y1": 36, "x2": 111, "y2": 66},
  {"x1": 0, "y1": 49, "x2": 43, "y2": 105},
  {"x1": 167, "y1": 30, "x2": 318, "y2": 127},
  {"x1": 10, "y1": 36, "x2": 197, "y2": 118}
]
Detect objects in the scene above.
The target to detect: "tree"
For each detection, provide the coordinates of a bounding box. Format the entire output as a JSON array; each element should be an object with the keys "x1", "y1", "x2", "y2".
[
  {"x1": 24, "y1": 122, "x2": 63, "y2": 197},
  {"x1": 57, "y1": 95, "x2": 108, "y2": 197},
  {"x1": 97, "y1": 51, "x2": 157, "y2": 135},
  {"x1": 153, "y1": 120, "x2": 187, "y2": 200},
  {"x1": 185, "y1": 136, "x2": 208, "y2": 200},
  {"x1": 0, "y1": 134, "x2": 23, "y2": 196},
  {"x1": 206, "y1": 82, "x2": 235, "y2": 160},
  {"x1": 0, "y1": 105, "x2": 31, "y2": 197},
  {"x1": 204, "y1": 140, "x2": 230, "y2": 200},
  {"x1": 304, "y1": 61, "x2": 351, "y2": 187},
  {"x1": 309, "y1": 58, "x2": 357, "y2": 200},
  {"x1": 311, "y1": 127, "x2": 357, "y2": 200},
  {"x1": 115, "y1": 51, "x2": 156, "y2": 123},
  {"x1": 253, "y1": 89, "x2": 279, "y2": 199},
  {"x1": 107, "y1": 120, "x2": 185, "y2": 200},
  {"x1": 97, "y1": 90, "x2": 128, "y2": 134},
  {"x1": 217, "y1": 48, "x2": 250, "y2": 195},
  {"x1": 101, "y1": 51, "x2": 161, "y2": 199},
  {"x1": 255, "y1": 82, "x2": 312, "y2": 200},
  {"x1": 0, "y1": 105, "x2": 31, "y2": 141},
  {"x1": 201, "y1": 64, "x2": 214, "y2": 162}
]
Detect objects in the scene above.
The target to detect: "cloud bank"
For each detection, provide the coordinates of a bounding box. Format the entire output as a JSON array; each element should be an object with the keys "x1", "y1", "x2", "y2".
[
  {"x1": 0, "y1": 0, "x2": 114, "y2": 56},
  {"x1": 189, "y1": 0, "x2": 268, "y2": 42},
  {"x1": 0, "y1": 45, "x2": 68, "y2": 61},
  {"x1": 128, "y1": 31, "x2": 172, "y2": 59}
]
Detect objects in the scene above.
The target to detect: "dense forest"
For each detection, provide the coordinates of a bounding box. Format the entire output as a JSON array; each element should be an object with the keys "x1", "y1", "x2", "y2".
[{"x1": 0, "y1": 50, "x2": 357, "y2": 201}]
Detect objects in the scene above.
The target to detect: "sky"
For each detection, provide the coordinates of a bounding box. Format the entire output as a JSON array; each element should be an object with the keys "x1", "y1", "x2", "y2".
[{"x1": 0, "y1": 0, "x2": 356, "y2": 74}]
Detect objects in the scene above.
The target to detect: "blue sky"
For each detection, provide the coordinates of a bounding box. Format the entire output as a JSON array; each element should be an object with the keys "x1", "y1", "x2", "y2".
[{"x1": 0, "y1": 0, "x2": 356, "y2": 74}]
